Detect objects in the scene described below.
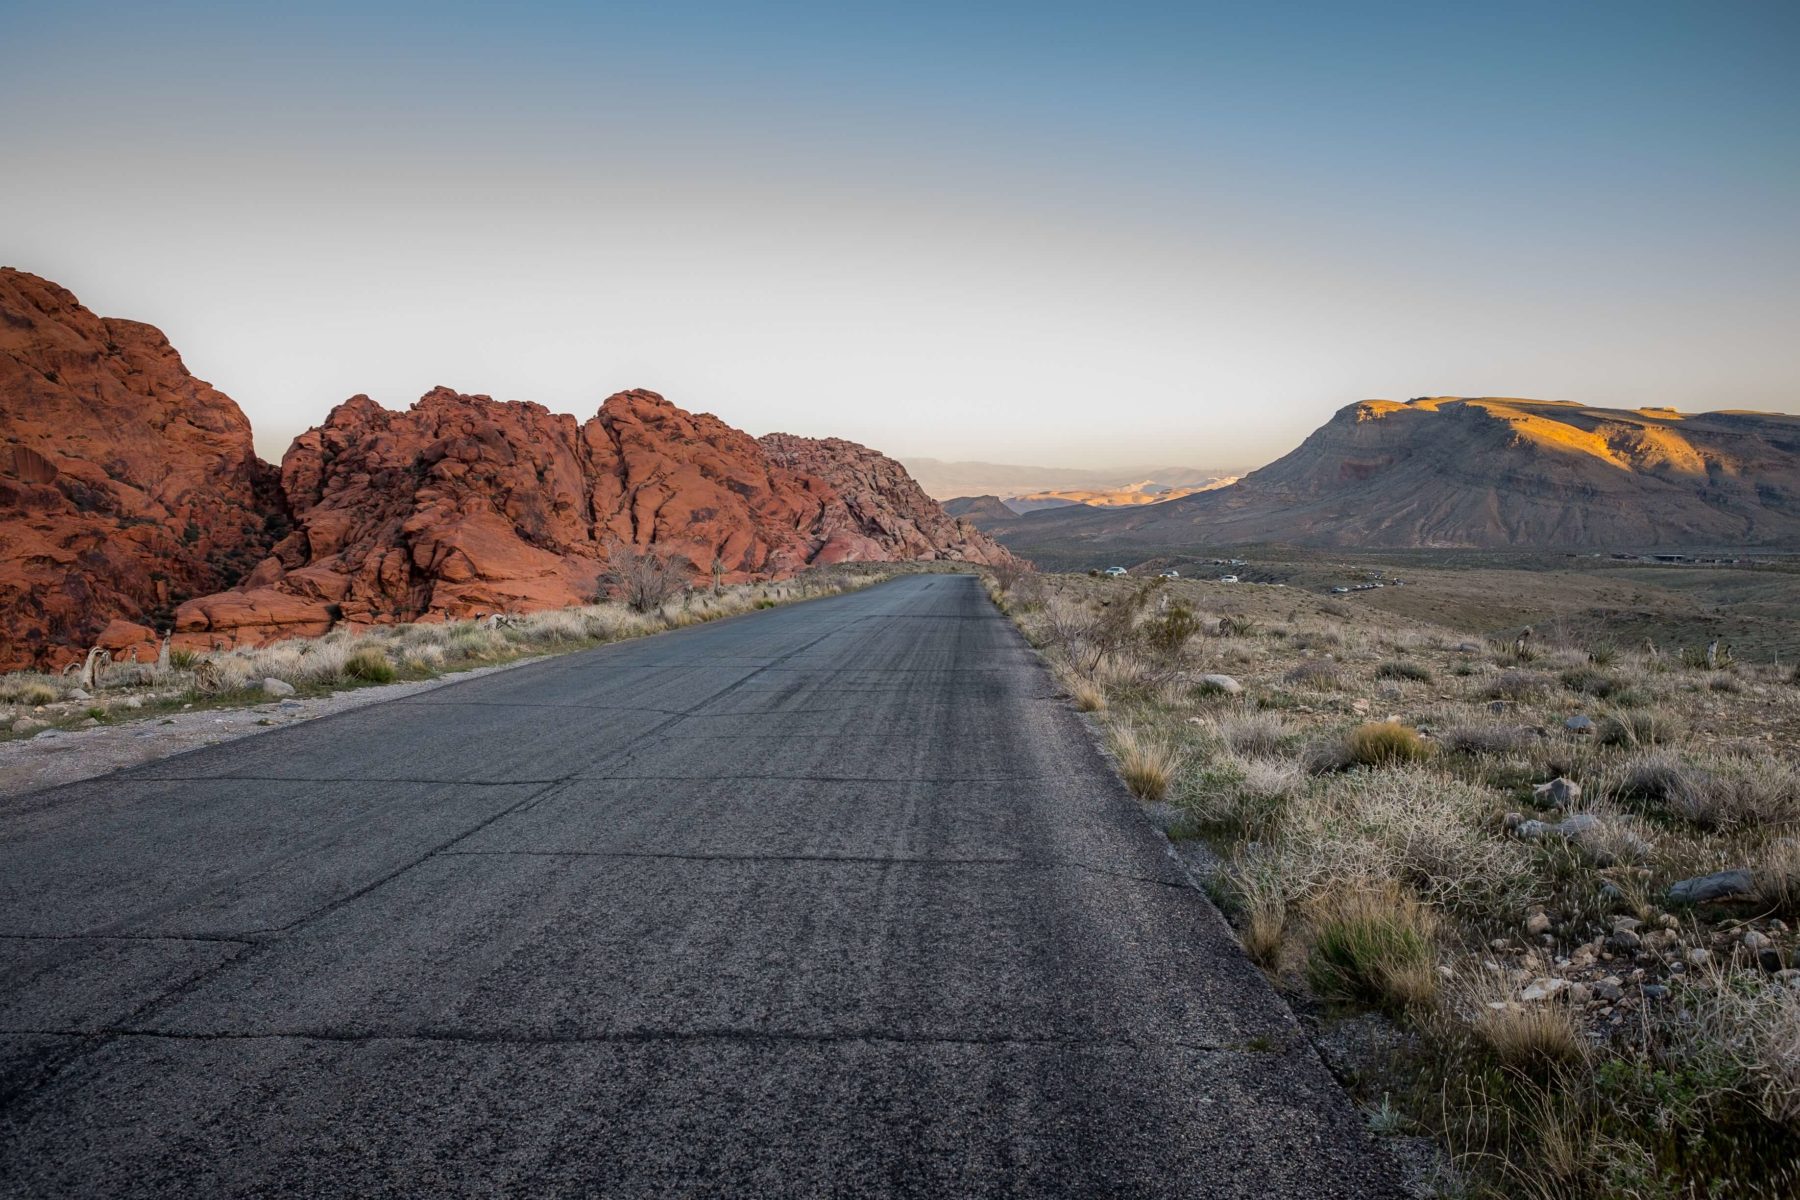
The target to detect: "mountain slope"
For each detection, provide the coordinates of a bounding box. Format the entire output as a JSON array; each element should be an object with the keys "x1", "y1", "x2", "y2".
[
  {"x1": 998, "y1": 398, "x2": 1800, "y2": 554},
  {"x1": 0, "y1": 269, "x2": 282, "y2": 669}
]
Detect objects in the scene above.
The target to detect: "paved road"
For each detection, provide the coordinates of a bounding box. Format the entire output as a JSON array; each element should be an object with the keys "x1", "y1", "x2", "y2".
[{"x1": 0, "y1": 575, "x2": 1401, "y2": 1197}]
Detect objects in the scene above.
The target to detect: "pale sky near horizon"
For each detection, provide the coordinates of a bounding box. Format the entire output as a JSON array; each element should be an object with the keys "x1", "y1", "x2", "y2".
[{"x1": 4, "y1": 1, "x2": 1797, "y2": 470}]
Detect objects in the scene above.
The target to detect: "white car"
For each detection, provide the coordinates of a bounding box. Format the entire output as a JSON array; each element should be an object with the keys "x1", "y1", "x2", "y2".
[
  {"x1": 1217, "y1": 575, "x2": 1238, "y2": 584},
  {"x1": 1103, "y1": 566, "x2": 1128, "y2": 577},
  {"x1": 1157, "y1": 569, "x2": 1180, "y2": 579}
]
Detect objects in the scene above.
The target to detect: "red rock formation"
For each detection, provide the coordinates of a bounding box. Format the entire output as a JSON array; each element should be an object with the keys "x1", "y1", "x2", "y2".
[
  {"x1": 176, "y1": 389, "x2": 971, "y2": 642},
  {"x1": 0, "y1": 269, "x2": 280, "y2": 669},
  {"x1": 758, "y1": 433, "x2": 1017, "y2": 568}
]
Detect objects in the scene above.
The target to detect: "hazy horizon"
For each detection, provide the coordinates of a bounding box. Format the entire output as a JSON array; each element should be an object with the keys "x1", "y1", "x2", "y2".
[{"x1": 6, "y1": 2, "x2": 1797, "y2": 469}]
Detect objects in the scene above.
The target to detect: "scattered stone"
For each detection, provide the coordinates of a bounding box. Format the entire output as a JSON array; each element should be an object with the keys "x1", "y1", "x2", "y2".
[
  {"x1": 10, "y1": 717, "x2": 47, "y2": 734},
  {"x1": 1743, "y1": 929, "x2": 1771, "y2": 952},
  {"x1": 1196, "y1": 674, "x2": 1243, "y2": 695},
  {"x1": 1668, "y1": 869, "x2": 1755, "y2": 905},
  {"x1": 1642, "y1": 984, "x2": 1669, "y2": 1001},
  {"x1": 1607, "y1": 929, "x2": 1642, "y2": 953},
  {"x1": 1520, "y1": 978, "x2": 1566, "y2": 1001},
  {"x1": 68, "y1": 688, "x2": 93, "y2": 702},
  {"x1": 78, "y1": 717, "x2": 100, "y2": 728},
  {"x1": 279, "y1": 699, "x2": 304, "y2": 711},
  {"x1": 1513, "y1": 819, "x2": 1550, "y2": 840},
  {"x1": 1558, "y1": 813, "x2": 1601, "y2": 836},
  {"x1": 1456, "y1": 641, "x2": 1482, "y2": 653},
  {"x1": 262, "y1": 677, "x2": 297, "y2": 698},
  {"x1": 1525, "y1": 911, "x2": 1552, "y2": 937},
  {"x1": 1757, "y1": 948, "x2": 1784, "y2": 974},
  {"x1": 1564, "y1": 714, "x2": 1594, "y2": 734},
  {"x1": 123, "y1": 697, "x2": 143, "y2": 709},
  {"x1": 1567, "y1": 982, "x2": 1593, "y2": 1005},
  {"x1": 1687, "y1": 947, "x2": 1712, "y2": 968},
  {"x1": 1533, "y1": 777, "x2": 1581, "y2": 808}
]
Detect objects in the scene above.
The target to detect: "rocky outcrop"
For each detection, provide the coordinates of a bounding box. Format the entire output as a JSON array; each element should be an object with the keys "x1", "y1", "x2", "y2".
[
  {"x1": 175, "y1": 391, "x2": 1000, "y2": 643},
  {"x1": 0, "y1": 269, "x2": 281, "y2": 669},
  {"x1": 999, "y1": 397, "x2": 1800, "y2": 554},
  {"x1": 758, "y1": 434, "x2": 1016, "y2": 567},
  {"x1": 2, "y1": 272, "x2": 1024, "y2": 661},
  {"x1": 942, "y1": 495, "x2": 1020, "y2": 525}
]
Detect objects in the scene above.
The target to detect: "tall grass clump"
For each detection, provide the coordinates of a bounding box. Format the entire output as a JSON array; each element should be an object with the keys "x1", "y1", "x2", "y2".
[
  {"x1": 344, "y1": 646, "x2": 397, "y2": 683},
  {"x1": 1109, "y1": 725, "x2": 1179, "y2": 802},
  {"x1": 1306, "y1": 885, "x2": 1440, "y2": 1012},
  {"x1": 1342, "y1": 721, "x2": 1432, "y2": 768}
]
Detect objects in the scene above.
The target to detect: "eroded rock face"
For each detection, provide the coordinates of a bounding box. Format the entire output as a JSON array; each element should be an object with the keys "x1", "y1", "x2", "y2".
[
  {"x1": 757, "y1": 433, "x2": 1016, "y2": 568},
  {"x1": 0, "y1": 269, "x2": 281, "y2": 669},
  {"x1": 176, "y1": 390, "x2": 982, "y2": 642}
]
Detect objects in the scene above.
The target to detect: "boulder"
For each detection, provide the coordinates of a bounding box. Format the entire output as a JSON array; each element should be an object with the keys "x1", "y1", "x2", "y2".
[
  {"x1": 1564, "y1": 714, "x2": 1594, "y2": 734},
  {"x1": 262, "y1": 677, "x2": 297, "y2": 698},
  {"x1": 1668, "y1": 869, "x2": 1755, "y2": 905},
  {"x1": 1196, "y1": 674, "x2": 1244, "y2": 695}
]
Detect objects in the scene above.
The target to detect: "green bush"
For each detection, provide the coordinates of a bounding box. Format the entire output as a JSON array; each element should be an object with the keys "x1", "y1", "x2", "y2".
[
  {"x1": 1375, "y1": 660, "x2": 1433, "y2": 683},
  {"x1": 344, "y1": 647, "x2": 397, "y2": 684}
]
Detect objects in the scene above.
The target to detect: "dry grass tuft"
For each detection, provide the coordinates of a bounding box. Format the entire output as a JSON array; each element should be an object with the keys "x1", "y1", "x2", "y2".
[
  {"x1": 1110, "y1": 725, "x2": 1180, "y2": 802},
  {"x1": 1305, "y1": 884, "x2": 1440, "y2": 1012},
  {"x1": 1342, "y1": 721, "x2": 1433, "y2": 768}
]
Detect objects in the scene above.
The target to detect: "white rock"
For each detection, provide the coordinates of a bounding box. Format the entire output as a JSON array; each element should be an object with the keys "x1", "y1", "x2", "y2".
[
  {"x1": 262, "y1": 677, "x2": 297, "y2": 698},
  {"x1": 1196, "y1": 674, "x2": 1243, "y2": 695},
  {"x1": 1525, "y1": 911, "x2": 1552, "y2": 936},
  {"x1": 1520, "y1": 978, "x2": 1567, "y2": 1001}
]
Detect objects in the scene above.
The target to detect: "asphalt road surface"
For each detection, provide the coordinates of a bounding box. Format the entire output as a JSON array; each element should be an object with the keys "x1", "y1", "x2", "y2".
[{"x1": 0, "y1": 574, "x2": 1403, "y2": 1197}]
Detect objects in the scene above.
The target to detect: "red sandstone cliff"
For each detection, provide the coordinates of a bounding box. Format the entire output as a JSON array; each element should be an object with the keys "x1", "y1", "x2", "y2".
[
  {"x1": 0, "y1": 269, "x2": 280, "y2": 669},
  {"x1": 174, "y1": 390, "x2": 929, "y2": 642},
  {"x1": 757, "y1": 433, "x2": 1016, "y2": 568},
  {"x1": 1, "y1": 272, "x2": 1023, "y2": 664}
]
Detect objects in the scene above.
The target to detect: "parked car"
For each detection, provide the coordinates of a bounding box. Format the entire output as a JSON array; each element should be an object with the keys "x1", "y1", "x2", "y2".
[
  {"x1": 1103, "y1": 566, "x2": 1128, "y2": 577},
  {"x1": 1217, "y1": 575, "x2": 1239, "y2": 584},
  {"x1": 1331, "y1": 586, "x2": 1350, "y2": 593},
  {"x1": 1157, "y1": 569, "x2": 1180, "y2": 579}
]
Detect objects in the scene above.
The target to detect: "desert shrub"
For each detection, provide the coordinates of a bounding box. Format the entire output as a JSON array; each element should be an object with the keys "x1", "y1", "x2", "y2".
[
  {"x1": 1596, "y1": 708, "x2": 1683, "y2": 748},
  {"x1": 1140, "y1": 600, "x2": 1202, "y2": 656},
  {"x1": 344, "y1": 646, "x2": 396, "y2": 684},
  {"x1": 1284, "y1": 659, "x2": 1345, "y2": 690},
  {"x1": 600, "y1": 542, "x2": 692, "y2": 613},
  {"x1": 1110, "y1": 725, "x2": 1179, "y2": 802},
  {"x1": 1217, "y1": 615, "x2": 1260, "y2": 637},
  {"x1": 1375, "y1": 660, "x2": 1433, "y2": 683},
  {"x1": 1486, "y1": 670, "x2": 1552, "y2": 701},
  {"x1": 1611, "y1": 752, "x2": 1798, "y2": 830},
  {"x1": 1442, "y1": 724, "x2": 1533, "y2": 757},
  {"x1": 168, "y1": 647, "x2": 200, "y2": 669},
  {"x1": 1306, "y1": 885, "x2": 1439, "y2": 1012},
  {"x1": 1342, "y1": 721, "x2": 1432, "y2": 768},
  {"x1": 1709, "y1": 673, "x2": 1744, "y2": 694},
  {"x1": 1559, "y1": 668, "x2": 1629, "y2": 698},
  {"x1": 1587, "y1": 642, "x2": 1620, "y2": 666},
  {"x1": 1214, "y1": 711, "x2": 1291, "y2": 757},
  {"x1": 401, "y1": 643, "x2": 447, "y2": 672}
]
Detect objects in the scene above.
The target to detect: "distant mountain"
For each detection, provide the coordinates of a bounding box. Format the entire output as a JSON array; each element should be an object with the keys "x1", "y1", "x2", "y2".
[
  {"x1": 942, "y1": 495, "x2": 1020, "y2": 523},
  {"x1": 1007, "y1": 477, "x2": 1237, "y2": 510},
  {"x1": 995, "y1": 397, "x2": 1800, "y2": 555},
  {"x1": 901, "y1": 457, "x2": 1236, "y2": 501}
]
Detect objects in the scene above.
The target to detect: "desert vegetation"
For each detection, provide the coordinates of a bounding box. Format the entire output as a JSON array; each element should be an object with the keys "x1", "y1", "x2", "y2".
[
  {"x1": 1, "y1": 565, "x2": 889, "y2": 740},
  {"x1": 994, "y1": 568, "x2": 1800, "y2": 1198}
]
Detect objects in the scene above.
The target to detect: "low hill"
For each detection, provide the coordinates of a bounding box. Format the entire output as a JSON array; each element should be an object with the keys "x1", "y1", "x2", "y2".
[{"x1": 997, "y1": 397, "x2": 1800, "y2": 557}]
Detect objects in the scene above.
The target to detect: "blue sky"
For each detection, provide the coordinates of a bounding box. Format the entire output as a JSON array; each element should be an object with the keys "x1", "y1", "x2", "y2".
[{"x1": 4, "y1": 1, "x2": 1796, "y2": 468}]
